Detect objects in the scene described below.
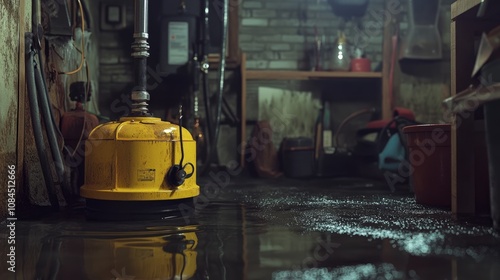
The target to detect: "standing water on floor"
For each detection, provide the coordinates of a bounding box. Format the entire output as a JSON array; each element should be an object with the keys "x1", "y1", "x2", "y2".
[{"x1": 2, "y1": 177, "x2": 500, "y2": 279}]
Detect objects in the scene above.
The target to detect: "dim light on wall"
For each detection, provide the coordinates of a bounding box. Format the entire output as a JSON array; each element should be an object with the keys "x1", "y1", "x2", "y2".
[{"x1": 100, "y1": 1, "x2": 126, "y2": 31}]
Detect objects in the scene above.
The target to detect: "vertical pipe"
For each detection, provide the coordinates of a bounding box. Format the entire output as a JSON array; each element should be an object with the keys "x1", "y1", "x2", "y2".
[
  {"x1": 484, "y1": 100, "x2": 500, "y2": 231},
  {"x1": 134, "y1": 0, "x2": 147, "y2": 91},
  {"x1": 32, "y1": 0, "x2": 41, "y2": 29},
  {"x1": 134, "y1": 0, "x2": 148, "y2": 34},
  {"x1": 130, "y1": 0, "x2": 150, "y2": 116}
]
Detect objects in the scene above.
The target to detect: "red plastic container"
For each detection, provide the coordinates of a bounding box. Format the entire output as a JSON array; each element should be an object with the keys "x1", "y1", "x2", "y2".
[
  {"x1": 350, "y1": 58, "x2": 371, "y2": 72},
  {"x1": 403, "y1": 124, "x2": 452, "y2": 208},
  {"x1": 403, "y1": 123, "x2": 490, "y2": 211}
]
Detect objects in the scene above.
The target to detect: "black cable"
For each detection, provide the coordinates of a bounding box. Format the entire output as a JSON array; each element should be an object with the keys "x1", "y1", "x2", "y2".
[
  {"x1": 199, "y1": 0, "x2": 229, "y2": 175},
  {"x1": 212, "y1": 0, "x2": 229, "y2": 157},
  {"x1": 222, "y1": 96, "x2": 238, "y2": 124},
  {"x1": 196, "y1": 0, "x2": 214, "y2": 175},
  {"x1": 178, "y1": 106, "x2": 194, "y2": 179},
  {"x1": 180, "y1": 252, "x2": 186, "y2": 280},
  {"x1": 179, "y1": 105, "x2": 185, "y2": 168},
  {"x1": 202, "y1": 0, "x2": 213, "y2": 145},
  {"x1": 202, "y1": 74, "x2": 212, "y2": 143},
  {"x1": 39, "y1": 40, "x2": 66, "y2": 153}
]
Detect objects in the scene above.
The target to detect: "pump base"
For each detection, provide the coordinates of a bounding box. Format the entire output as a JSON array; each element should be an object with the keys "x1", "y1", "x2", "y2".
[{"x1": 85, "y1": 198, "x2": 195, "y2": 221}]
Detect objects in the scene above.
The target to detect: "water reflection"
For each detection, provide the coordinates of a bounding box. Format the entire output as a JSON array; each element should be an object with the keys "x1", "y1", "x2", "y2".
[
  {"x1": 9, "y1": 198, "x2": 500, "y2": 280},
  {"x1": 31, "y1": 221, "x2": 199, "y2": 280},
  {"x1": 18, "y1": 203, "x2": 248, "y2": 280}
]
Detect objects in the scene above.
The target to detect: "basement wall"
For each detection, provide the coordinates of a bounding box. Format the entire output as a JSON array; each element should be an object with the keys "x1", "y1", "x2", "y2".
[{"x1": 0, "y1": 0, "x2": 31, "y2": 219}]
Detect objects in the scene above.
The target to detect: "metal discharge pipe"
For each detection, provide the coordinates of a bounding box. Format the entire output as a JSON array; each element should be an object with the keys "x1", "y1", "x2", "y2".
[{"x1": 130, "y1": 0, "x2": 150, "y2": 116}]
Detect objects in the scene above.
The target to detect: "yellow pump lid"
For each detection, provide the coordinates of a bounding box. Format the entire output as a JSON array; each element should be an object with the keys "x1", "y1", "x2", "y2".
[{"x1": 88, "y1": 117, "x2": 193, "y2": 141}]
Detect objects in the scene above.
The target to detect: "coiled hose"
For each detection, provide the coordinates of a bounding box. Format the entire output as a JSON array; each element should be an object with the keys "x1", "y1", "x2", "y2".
[
  {"x1": 34, "y1": 53, "x2": 65, "y2": 184},
  {"x1": 26, "y1": 33, "x2": 59, "y2": 210}
]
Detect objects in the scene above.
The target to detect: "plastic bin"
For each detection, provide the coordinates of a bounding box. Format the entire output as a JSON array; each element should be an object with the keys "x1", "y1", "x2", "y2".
[
  {"x1": 403, "y1": 124, "x2": 451, "y2": 208},
  {"x1": 403, "y1": 123, "x2": 491, "y2": 211},
  {"x1": 281, "y1": 137, "x2": 315, "y2": 178}
]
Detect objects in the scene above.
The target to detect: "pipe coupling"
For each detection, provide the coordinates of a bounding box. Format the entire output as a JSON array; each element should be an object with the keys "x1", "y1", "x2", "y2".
[{"x1": 131, "y1": 90, "x2": 150, "y2": 102}]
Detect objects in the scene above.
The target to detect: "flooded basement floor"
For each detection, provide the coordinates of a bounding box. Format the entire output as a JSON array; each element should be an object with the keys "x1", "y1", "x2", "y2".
[{"x1": 2, "y1": 176, "x2": 500, "y2": 279}]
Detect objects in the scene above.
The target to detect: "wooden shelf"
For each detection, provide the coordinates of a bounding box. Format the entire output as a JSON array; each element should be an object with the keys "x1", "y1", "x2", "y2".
[
  {"x1": 238, "y1": 0, "x2": 395, "y2": 167},
  {"x1": 246, "y1": 70, "x2": 382, "y2": 80},
  {"x1": 452, "y1": 0, "x2": 482, "y2": 20},
  {"x1": 452, "y1": 0, "x2": 500, "y2": 20}
]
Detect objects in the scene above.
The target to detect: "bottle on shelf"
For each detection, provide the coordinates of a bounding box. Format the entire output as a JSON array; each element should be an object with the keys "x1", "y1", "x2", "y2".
[{"x1": 331, "y1": 31, "x2": 351, "y2": 71}]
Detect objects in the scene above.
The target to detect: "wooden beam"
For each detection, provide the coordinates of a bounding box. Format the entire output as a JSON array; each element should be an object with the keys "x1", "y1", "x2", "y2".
[
  {"x1": 381, "y1": 0, "x2": 395, "y2": 121},
  {"x1": 450, "y1": 19, "x2": 476, "y2": 215},
  {"x1": 16, "y1": 0, "x2": 26, "y2": 202},
  {"x1": 227, "y1": 0, "x2": 241, "y2": 65}
]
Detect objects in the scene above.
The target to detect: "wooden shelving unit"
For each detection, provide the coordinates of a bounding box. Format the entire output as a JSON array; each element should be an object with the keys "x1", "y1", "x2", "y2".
[
  {"x1": 246, "y1": 70, "x2": 382, "y2": 80},
  {"x1": 239, "y1": 56, "x2": 388, "y2": 167},
  {"x1": 237, "y1": 0, "x2": 396, "y2": 167},
  {"x1": 450, "y1": 0, "x2": 499, "y2": 215}
]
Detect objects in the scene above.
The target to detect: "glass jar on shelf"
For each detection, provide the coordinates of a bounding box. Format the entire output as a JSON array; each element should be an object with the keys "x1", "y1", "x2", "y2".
[{"x1": 330, "y1": 31, "x2": 351, "y2": 71}]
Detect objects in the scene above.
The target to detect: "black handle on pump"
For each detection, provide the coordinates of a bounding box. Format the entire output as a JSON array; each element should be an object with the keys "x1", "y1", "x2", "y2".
[{"x1": 167, "y1": 105, "x2": 195, "y2": 187}]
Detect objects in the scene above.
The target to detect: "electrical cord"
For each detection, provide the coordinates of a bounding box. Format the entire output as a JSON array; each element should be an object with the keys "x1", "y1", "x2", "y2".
[
  {"x1": 179, "y1": 105, "x2": 185, "y2": 168},
  {"x1": 60, "y1": 0, "x2": 91, "y2": 158},
  {"x1": 202, "y1": 62, "x2": 213, "y2": 144},
  {"x1": 180, "y1": 252, "x2": 186, "y2": 280},
  {"x1": 169, "y1": 105, "x2": 194, "y2": 187},
  {"x1": 198, "y1": 0, "x2": 213, "y2": 175},
  {"x1": 333, "y1": 107, "x2": 376, "y2": 149},
  {"x1": 59, "y1": 0, "x2": 85, "y2": 75},
  {"x1": 211, "y1": 0, "x2": 229, "y2": 164},
  {"x1": 67, "y1": 61, "x2": 90, "y2": 158},
  {"x1": 179, "y1": 105, "x2": 194, "y2": 175},
  {"x1": 199, "y1": 0, "x2": 228, "y2": 175}
]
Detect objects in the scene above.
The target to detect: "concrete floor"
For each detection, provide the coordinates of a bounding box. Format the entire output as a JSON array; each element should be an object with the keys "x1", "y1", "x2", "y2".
[{"x1": 2, "y1": 176, "x2": 500, "y2": 279}]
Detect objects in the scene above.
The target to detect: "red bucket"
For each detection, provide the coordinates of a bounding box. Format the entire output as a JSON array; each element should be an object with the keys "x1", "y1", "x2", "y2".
[
  {"x1": 403, "y1": 124, "x2": 451, "y2": 208},
  {"x1": 403, "y1": 123, "x2": 490, "y2": 211}
]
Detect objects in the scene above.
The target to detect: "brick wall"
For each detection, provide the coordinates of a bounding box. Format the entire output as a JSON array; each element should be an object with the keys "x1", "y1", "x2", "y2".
[
  {"x1": 240, "y1": 0, "x2": 386, "y2": 71},
  {"x1": 96, "y1": 1, "x2": 135, "y2": 120}
]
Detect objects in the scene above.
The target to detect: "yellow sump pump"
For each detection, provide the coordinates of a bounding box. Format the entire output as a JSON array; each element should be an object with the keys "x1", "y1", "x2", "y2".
[{"x1": 80, "y1": 0, "x2": 199, "y2": 219}]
